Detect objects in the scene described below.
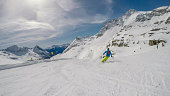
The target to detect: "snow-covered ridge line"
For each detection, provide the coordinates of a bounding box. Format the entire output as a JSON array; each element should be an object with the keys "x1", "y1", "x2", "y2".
[
  {"x1": 63, "y1": 36, "x2": 95, "y2": 53},
  {"x1": 97, "y1": 6, "x2": 170, "y2": 36}
]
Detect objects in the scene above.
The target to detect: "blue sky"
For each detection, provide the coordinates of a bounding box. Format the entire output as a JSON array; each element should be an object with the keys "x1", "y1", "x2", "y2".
[{"x1": 0, "y1": 0, "x2": 169, "y2": 49}]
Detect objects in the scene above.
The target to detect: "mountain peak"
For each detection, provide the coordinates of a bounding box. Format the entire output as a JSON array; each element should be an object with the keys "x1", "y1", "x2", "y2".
[
  {"x1": 33, "y1": 45, "x2": 43, "y2": 50},
  {"x1": 154, "y1": 6, "x2": 169, "y2": 10},
  {"x1": 5, "y1": 45, "x2": 29, "y2": 56},
  {"x1": 34, "y1": 45, "x2": 40, "y2": 48},
  {"x1": 33, "y1": 45, "x2": 44, "y2": 52},
  {"x1": 33, "y1": 45, "x2": 51, "y2": 59},
  {"x1": 6, "y1": 45, "x2": 19, "y2": 50},
  {"x1": 125, "y1": 9, "x2": 136, "y2": 16}
]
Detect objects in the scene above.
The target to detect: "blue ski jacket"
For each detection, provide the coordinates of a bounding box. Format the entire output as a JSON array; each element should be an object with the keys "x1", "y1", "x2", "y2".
[{"x1": 103, "y1": 49, "x2": 112, "y2": 57}]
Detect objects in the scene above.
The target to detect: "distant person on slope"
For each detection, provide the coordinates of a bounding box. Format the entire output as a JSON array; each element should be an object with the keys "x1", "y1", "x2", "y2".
[{"x1": 102, "y1": 48, "x2": 112, "y2": 63}]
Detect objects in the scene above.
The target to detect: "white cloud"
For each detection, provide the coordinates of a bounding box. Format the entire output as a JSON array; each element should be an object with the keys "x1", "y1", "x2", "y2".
[
  {"x1": 106, "y1": 0, "x2": 113, "y2": 4},
  {"x1": 0, "y1": 0, "x2": 111, "y2": 48},
  {"x1": 90, "y1": 14, "x2": 108, "y2": 24},
  {"x1": 56, "y1": 0, "x2": 80, "y2": 11}
]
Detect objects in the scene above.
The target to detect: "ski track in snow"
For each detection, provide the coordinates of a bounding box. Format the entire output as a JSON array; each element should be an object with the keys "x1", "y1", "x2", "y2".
[
  {"x1": 0, "y1": 58, "x2": 71, "y2": 71},
  {"x1": 0, "y1": 48, "x2": 170, "y2": 96}
]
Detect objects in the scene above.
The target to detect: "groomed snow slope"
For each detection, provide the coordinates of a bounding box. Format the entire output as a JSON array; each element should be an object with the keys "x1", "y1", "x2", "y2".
[{"x1": 0, "y1": 46, "x2": 170, "y2": 96}]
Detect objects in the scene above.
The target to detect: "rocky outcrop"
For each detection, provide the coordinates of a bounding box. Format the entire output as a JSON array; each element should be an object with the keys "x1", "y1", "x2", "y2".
[
  {"x1": 165, "y1": 17, "x2": 170, "y2": 24},
  {"x1": 111, "y1": 39, "x2": 129, "y2": 47},
  {"x1": 149, "y1": 40, "x2": 166, "y2": 46}
]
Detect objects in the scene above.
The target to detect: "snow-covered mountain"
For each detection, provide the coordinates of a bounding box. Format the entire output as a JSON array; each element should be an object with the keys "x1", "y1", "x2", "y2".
[
  {"x1": 61, "y1": 6, "x2": 170, "y2": 59},
  {"x1": 0, "y1": 44, "x2": 69, "y2": 64},
  {"x1": 0, "y1": 45, "x2": 49, "y2": 62},
  {"x1": 33, "y1": 45, "x2": 51, "y2": 59},
  {"x1": 4, "y1": 45, "x2": 29, "y2": 56}
]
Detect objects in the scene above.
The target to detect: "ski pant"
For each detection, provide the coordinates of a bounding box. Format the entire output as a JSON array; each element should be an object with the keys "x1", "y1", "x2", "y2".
[{"x1": 102, "y1": 56, "x2": 109, "y2": 62}]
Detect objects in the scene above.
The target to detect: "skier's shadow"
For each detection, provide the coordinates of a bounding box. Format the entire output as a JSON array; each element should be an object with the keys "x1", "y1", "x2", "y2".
[{"x1": 107, "y1": 60, "x2": 120, "y2": 63}]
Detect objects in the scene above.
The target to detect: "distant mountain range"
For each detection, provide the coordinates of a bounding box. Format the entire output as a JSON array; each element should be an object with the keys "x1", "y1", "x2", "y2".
[{"x1": 0, "y1": 44, "x2": 69, "y2": 60}]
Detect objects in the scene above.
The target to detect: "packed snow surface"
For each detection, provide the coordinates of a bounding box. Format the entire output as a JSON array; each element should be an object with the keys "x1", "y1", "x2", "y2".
[
  {"x1": 0, "y1": 56, "x2": 22, "y2": 65},
  {"x1": 0, "y1": 46, "x2": 170, "y2": 96}
]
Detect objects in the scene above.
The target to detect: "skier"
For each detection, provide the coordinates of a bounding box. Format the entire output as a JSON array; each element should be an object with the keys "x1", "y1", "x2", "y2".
[{"x1": 102, "y1": 48, "x2": 112, "y2": 63}]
